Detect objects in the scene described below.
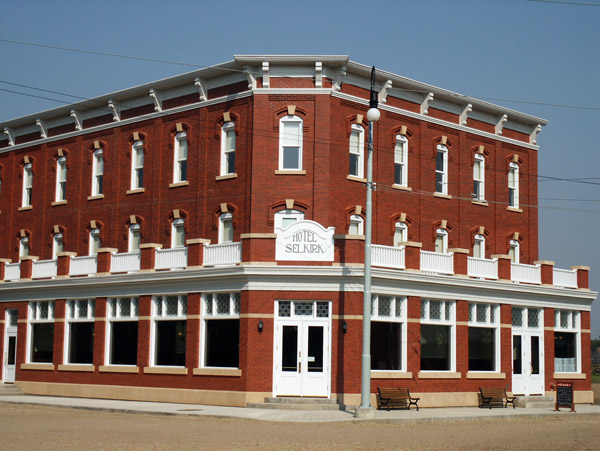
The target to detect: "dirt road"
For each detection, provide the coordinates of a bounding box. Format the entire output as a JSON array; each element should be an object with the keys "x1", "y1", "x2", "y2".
[{"x1": 0, "y1": 403, "x2": 598, "y2": 450}]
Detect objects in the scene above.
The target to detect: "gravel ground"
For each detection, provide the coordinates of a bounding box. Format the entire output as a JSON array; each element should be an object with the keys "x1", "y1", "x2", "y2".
[{"x1": 0, "y1": 403, "x2": 599, "y2": 450}]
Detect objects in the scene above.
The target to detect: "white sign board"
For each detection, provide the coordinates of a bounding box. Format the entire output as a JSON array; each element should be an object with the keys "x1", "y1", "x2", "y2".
[{"x1": 275, "y1": 220, "x2": 335, "y2": 262}]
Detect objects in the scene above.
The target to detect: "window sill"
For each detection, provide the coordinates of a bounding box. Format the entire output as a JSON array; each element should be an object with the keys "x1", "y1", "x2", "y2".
[
  {"x1": 169, "y1": 181, "x2": 189, "y2": 188},
  {"x1": 216, "y1": 173, "x2": 237, "y2": 181},
  {"x1": 193, "y1": 367, "x2": 242, "y2": 377},
  {"x1": 58, "y1": 364, "x2": 95, "y2": 372},
  {"x1": 333, "y1": 234, "x2": 365, "y2": 240},
  {"x1": 418, "y1": 371, "x2": 461, "y2": 379},
  {"x1": 371, "y1": 371, "x2": 412, "y2": 379},
  {"x1": 392, "y1": 184, "x2": 412, "y2": 191},
  {"x1": 126, "y1": 188, "x2": 145, "y2": 195},
  {"x1": 471, "y1": 200, "x2": 488, "y2": 207},
  {"x1": 21, "y1": 363, "x2": 55, "y2": 371},
  {"x1": 433, "y1": 192, "x2": 452, "y2": 200},
  {"x1": 99, "y1": 365, "x2": 140, "y2": 373},
  {"x1": 18, "y1": 206, "x2": 33, "y2": 211},
  {"x1": 466, "y1": 372, "x2": 506, "y2": 379},
  {"x1": 274, "y1": 170, "x2": 306, "y2": 175},
  {"x1": 52, "y1": 200, "x2": 67, "y2": 206},
  {"x1": 143, "y1": 366, "x2": 188, "y2": 375},
  {"x1": 553, "y1": 372, "x2": 586, "y2": 379},
  {"x1": 506, "y1": 206, "x2": 523, "y2": 213},
  {"x1": 346, "y1": 175, "x2": 366, "y2": 183},
  {"x1": 87, "y1": 194, "x2": 104, "y2": 201}
]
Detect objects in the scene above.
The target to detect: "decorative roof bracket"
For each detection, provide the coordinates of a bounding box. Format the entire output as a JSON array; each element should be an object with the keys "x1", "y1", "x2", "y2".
[
  {"x1": 420, "y1": 92, "x2": 434, "y2": 115},
  {"x1": 459, "y1": 104, "x2": 472, "y2": 126},
  {"x1": 378, "y1": 80, "x2": 392, "y2": 104},
  {"x1": 194, "y1": 77, "x2": 208, "y2": 101},
  {"x1": 332, "y1": 66, "x2": 346, "y2": 92},
  {"x1": 70, "y1": 110, "x2": 82, "y2": 131},
  {"x1": 244, "y1": 66, "x2": 257, "y2": 90},
  {"x1": 315, "y1": 62, "x2": 323, "y2": 88},
  {"x1": 108, "y1": 100, "x2": 120, "y2": 121},
  {"x1": 35, "y1": 118, "x2": 47, "y2": 138},
  {"x1": 149, "y1": 89, "x2": 162, "y2": 112},
  {"x1": 3, "y1": 127, "x2": 15, "y2": 146},
  {"x1": 262, "y1": 61, "x2": 270, "y2": 88},
  {"x1": 530, "y1": 124, "x2": 542, "y2": 145},
  {"x1": 495, "y1": 114, "x2": 508, "y2": 135}
]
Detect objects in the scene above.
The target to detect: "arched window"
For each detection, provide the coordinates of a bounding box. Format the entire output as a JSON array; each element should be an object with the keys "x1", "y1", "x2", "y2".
[
  {"x1": 274, "y1": 209, "x2": 304, "y2": 231},
  {"x1": 52, "y1": 233, "x2": 64, "y2": 259},
  {"x1": 219, "y1": 212, "x2": 233, "y2": 243},
  {"x1": 394, "y1": 135, "x2": 408, "y2": 187},
  {"x1": 394, "y1": 222, "x2": 408, "y2": 247},
  {"x1": 508, "y1": 162, "x2": 519, "y2": 208},
  {"x1": 56, "y1": 156, "x2": 67, "y2": 202},
  {"x1": 509, "y1": 239, "x2": 520, "y2": 263},
  {"x1": 22, "y1": 162, "x2": 33, "y2": 207},
  {"x1": 435, "y1": 229, "x2": 448, "y2": 253},
  {"x1": 473, "y1": 234, "x2": 485, "y2": 259},
  {"x1": 174, "y1": 131, "x2": 188, "y2": 183},
  {"x1": 473, "y1": 154, "x2": 485, "y2": 201},
  {"x1": 171, "y1": 218, "x2": 185, "y2": 248},
  {"x1": 19, "y1": 236, "x2": 30, "y2": 257},
  {"x1": 131, "y1": 140, "x2": 144, "y2": 190},
  {"x1": 89, "y1": 228, "x2": 101, "y2": 256},
  {"x1": 349, "y1": 124, "x2": 365, "y2": 178},
  {"x1": 128, "y1": 224, "x2": 141, "y2": 252},
  {"x1": 348, "y1": 214, "x2": 364, "y2": 235},
  {"x1": 221, "y1": 122, "x2": 236, "y2": 176},
  {"x1": 279, "y1": 116, "x2": 303, "y2": 170},
  {"x1": 435, "y1": 144, "x2": 448, "y2": 194},
  {"x1": 91, "y1": 149, "x2": 104, "y2": 196}
]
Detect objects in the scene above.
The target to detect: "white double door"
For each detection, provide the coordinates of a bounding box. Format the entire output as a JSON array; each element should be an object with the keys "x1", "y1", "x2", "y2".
[
  {"x1": 512, "y1": 331, "x2": 544, "y2": 395},
  {"x1": 274, "y1": 317, "x2": 330, "y2": 397}
]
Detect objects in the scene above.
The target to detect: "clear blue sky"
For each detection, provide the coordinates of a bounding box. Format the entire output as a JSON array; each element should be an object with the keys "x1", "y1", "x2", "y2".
[{"x1": 1, "y1": 0, "x2": 598, "y2": 335}]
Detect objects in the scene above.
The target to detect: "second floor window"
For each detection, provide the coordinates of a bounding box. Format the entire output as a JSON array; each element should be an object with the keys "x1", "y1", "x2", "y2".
[
  {"x1": 435, "y1": 229, "x2": 448, "y2": 253},
  {"x1": 221, "y1": 122, "x2": 236, "y2": 175},
  {"x1": 394, "y1": 222, "x2": 408, "y2": 246},
  {"x1": 19, "y1": 236, "x2": 30, "y2": 257},
  {"x1": 89, "y1": 228, "x2": 101, "y2": 256},
  {"x1": 92, "y1": 150, "x2": 104, "y2": 196},
  {"x1": 22, "y1": 163, "x2": 33, "y2": 207},
  {"x1": 174, "y1": 132, "x2": 188, "y2": 183},
  {"x1": 508, "y1": 162, "x2": 519, "y2": 208},
  {"x1": 473, "y1": 154, "x2": 484, "y2": 201},
  {"x1": 219, "y1": 213, "x2": 233, "y2": 243},
  {"x1": 171, "y1": 219, "x2": 185, "y2": 248},
  {"x1": 128, "y1": 224, "x2": 141, "y2": 252},
  {"x1": 349, "y1": 124, "x2": 364, "y2": 178},
  {"x1": 131, "y1": 141, "x2": 144, "y2": 190},
  {"x1": 56, "y1": 157, "x2": 67, "y2": 202},
  {"x1": 52, "y1": 233, "x2": 64, "y2": 259},
  {"x1": 435, "y1": 144, "x2": 448, "y2": 194},
  {"x1": 473, "y1": 234, "x2": 485, "y2": 259},
  {"x1": 394, "y1": 135, "x2": 408, "y2": 186},
  {"x1": 348, "y1": 214, "x2": 364, "y2": 235},
  {"x1": 279, "y1": 116, "x2": 303, "y2": 170},
  {"x1": 274, "y1": 209, "x2": 304, "y2": 232},
  {"x1": 509, "y1": 239, "x2": 520, "y2": 263}
]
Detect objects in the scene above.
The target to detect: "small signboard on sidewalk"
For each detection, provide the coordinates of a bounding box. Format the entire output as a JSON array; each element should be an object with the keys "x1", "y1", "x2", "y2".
[{"x1": 555, "y1": 382, "x2": 575, "y2": 412}]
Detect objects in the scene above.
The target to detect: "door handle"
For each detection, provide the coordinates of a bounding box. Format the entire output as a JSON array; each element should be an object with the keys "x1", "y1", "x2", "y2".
[{"x1": 298, "y1": 361, "x2": 301, "y2": 373}]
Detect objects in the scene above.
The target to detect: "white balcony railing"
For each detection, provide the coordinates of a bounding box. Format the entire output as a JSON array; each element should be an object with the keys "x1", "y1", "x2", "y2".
[
  {"x1": 372, "y1": 244, "x2": 405, "y2": 269},
  {"x1": 32, "y1": 259, "x2": 57, "y2": 279},
  {"x1": 155, "y1": 247, "x2": 188, "y2": 270},
  {"x1": 110, "y1": 251, "x2": 141, "y2": 273},
  {"x1": 69, "y1": 255, "x2": 97, "y2": 276},
  {"x1": 4, "y1": 263, "x2": 20, "y2": 281},
  {"x1": 467, "y1": 257, "x2": 498, "y2": 279},
  {"x1": 203, "y1": 242, "x2": 242, "y2": 267},
  {"x1": 511, "y1": 262, "x2": 541, "y2": 284},
  {"x1": 553, "y1": 268, "x2": 578, "y2": 288},
  {"x1": 420, "y1": 250, "x2": 454, "y2": 275}
]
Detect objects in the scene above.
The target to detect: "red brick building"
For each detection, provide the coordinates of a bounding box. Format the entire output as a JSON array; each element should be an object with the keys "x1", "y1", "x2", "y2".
[{"x1": 0, "y1": 55, "x2": 595, "y2": 407}]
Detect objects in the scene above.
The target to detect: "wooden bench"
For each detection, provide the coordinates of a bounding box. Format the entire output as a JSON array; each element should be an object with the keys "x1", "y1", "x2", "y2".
[
  {"x1": 376, "y1": 387, "x2": 420, "y2": 411},
  {"x1": 478, "y1": 387, "x2": 516, "y2": 409}
]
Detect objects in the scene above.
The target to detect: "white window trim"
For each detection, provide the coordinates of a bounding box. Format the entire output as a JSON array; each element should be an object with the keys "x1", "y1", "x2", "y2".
[
  {"x1": 394, "y1": 222, "x2": 408, "y2": 246},
  {"x1": 128, "y1": 223, "x2": 141, "y2": 253},
  {"x1": 174, "y1": 132, "x2": 188, "y2": 183},
  {"x1": 105, "y1": 297, "x2": 139, "y2": 366},
  {"x1": 220, "y1": 122, "x2": 236, "y2": 176},
  {"x1": 131, "y1": 141, "x2": 144, "y2": 190},
  {"x1": 435, "y1": 228, "x2": 448, "y2": 254},
  {"x1": 435, "y1": 144, "x2": 448, "y2": 195},
  {"x1": 473, "y1": 154, "x2": 485, "y2": 201},
  {"x1": 19, "y1": 236, "x2": 30, "y2": 257},
  {"x1": 55, "y1": 157, "x2": 67, "y2": 202},
  {"x1": 278, "y1": 115, "x2": 303, "y2": 171},
  {"x1": 554, "y1": 309, "x2": 581, "y2": 374},
  {"x1": 509, "y1": 239, "x2": 520, "y2": 264},
  {"x1": 26, "y1": 301, "x2": 55, "y2": 364},
  {"x1": 219, "y1": 212, "x2": 233, "y2": 244},
  {"x1": 371, "y1": 295, "x2": 407, "y2": 372},
  {"x1": 22, "y1": 163, "x2": 33, "y2": 207},
  {"x1": 150, "y1": 295, "x2": 187, "y2": 367},
  {"x1": 89, "y1": 228, "x2": 101, "y2": 256},
  {"x1": 52, "y1": 233, "x2": 64, "y2": 260},
  {"x1": 511, "y1": 306, "x2": 543, "y2": 331},
  {"x1": 349, "y1": 124, "x2": 365, "y2": 178},
  {"x1": 64, "y1": 299, "x2": 95, "y2": 365},
  {"x1": 274, "y1": 209, "x2": 304, "y2": 232},
  {"x1": 91, "y1": 149, "x2": 104, "y2": 196},
  {"x1": 349, "y1": 214, "x2": 364, "y2": 236},
  {"x1": 473, "y1": 234, "x2": 485, "y2": 259},
  {"x1": 467, "y1": 302, "x2": 500, "y2": 373},
  {"x1": 394, "y1": 135, "x2": 408, "y2": 187},
  {"x1": 420, "y1": 299, "x2": 456, "y2": 372},
  {"x1": 508, "y1": 162, "x2": 519, "y2": 208},
  {"x1": 200, "y1": 292, "x2": 241, "y2": 369},
  {"x1": 171, "y1": 218, "x2": 185, "y2": 248}
]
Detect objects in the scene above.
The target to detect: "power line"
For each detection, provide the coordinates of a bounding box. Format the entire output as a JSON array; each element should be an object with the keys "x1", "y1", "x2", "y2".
[{"x1": 527, "y1": 0, "x2": 600, "y2": 6}]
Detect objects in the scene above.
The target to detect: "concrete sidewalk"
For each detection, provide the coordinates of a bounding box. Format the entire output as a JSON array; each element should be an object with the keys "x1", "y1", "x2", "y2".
[{"x1": 0, "y1": 395, "x2": 599, "y2": 423}]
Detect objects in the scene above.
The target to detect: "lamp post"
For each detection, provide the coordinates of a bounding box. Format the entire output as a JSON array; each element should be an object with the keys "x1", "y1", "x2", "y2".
[{"x1": 356, "y1": 67, "x2": 380, "y2": 419}]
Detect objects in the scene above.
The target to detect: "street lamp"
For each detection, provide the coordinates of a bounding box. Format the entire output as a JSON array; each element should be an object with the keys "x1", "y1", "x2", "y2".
[{"x1": 356, "y1": 67, "x2": 380, "y2": 419}]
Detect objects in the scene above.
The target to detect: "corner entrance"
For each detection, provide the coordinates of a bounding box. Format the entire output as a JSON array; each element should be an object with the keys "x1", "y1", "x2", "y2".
[
  {"x1": 3, "y1": 309, "x2": 18, "y2": 383},
  {"x1": 512, "y1": 307, "x2": 544, "y2": 395},
  {"x1": 273, "y1": 301, "x2": 331, "y2": 397}
]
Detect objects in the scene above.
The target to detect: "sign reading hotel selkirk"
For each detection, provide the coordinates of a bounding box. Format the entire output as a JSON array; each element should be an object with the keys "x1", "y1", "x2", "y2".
[{"x1": 275, "y1": 220, "x2": 335, "y2": 261}]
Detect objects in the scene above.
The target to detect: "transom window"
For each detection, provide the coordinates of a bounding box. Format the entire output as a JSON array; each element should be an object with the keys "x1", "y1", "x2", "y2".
[
  {"x1": 468, "y1": 302, "x2": 500, "y2": 372},
  {"x1": 420, "y1": 299, "x2": 455, "y2": 371},
  {"x1": 106, "y1": 297, "x2": 139, "y2": 366},
  {"x1": 371, "y1": 295, "x2": 406, "y2": 371},
  {"x1": 554, "y1": 309, "x2": 581, "y2": 373},
  {"x1": 131, "y1": 141, "x2": 144, "y2": 190},
  {"x1": 349, "y1": 124, "x2": 364, "y2": 178},
  {"x1": 221, "y1": 122, "x2": 236, "y2": 175},
  {"x1": 473, "y1": 154, "x2": 485, "y2": 201},
  {"x1": 92, "y1": 149, "x2": 104, "y2": 196},
  {"x1": 152, "y1": 295, "x2": 187, "y2": 367},
  {"x1": 22, "y1": 163, "x2": 33, "y2": 207},
  {"x1": 279, "y1": 116, "x2": 303, "y2": 170},
  {"x1": 28, "y1": 301, "x2": 54, "y2": 364},
  {"x1": 511, "y1": 307, "x2": 542, "y2": 330},
  {"x1": 394, "y1": 135, "x2": 408, "y2": 187},
  {"x1": 174, "y1": 132, "x2": 188, "y2": 183},
  {"x1": 56, "y1": 156, "x2": 67, "y2": 202},
  {"x1": 277, "y1": 301, "x2": 330, "y2": 318},
  {"x1": 435, "y1": 144, "x2": 448, "y2": 194},
  {"x1": 202, "y1": 293, "x2": 240, "y2": 368}
]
